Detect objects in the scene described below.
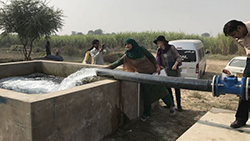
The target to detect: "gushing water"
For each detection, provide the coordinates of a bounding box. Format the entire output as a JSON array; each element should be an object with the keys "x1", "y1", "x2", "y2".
[
  {"x1": 57, "y1": 68, "x2": 97, "y2": 91},
  {"x1": 0, "y1": 68, "x2": 98, "y2": 94}
]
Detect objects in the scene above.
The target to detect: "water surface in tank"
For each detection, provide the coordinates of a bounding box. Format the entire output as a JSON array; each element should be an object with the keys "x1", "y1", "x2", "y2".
[{"x1": 0, "y1": 68, "x2": 98, "y2": 94}]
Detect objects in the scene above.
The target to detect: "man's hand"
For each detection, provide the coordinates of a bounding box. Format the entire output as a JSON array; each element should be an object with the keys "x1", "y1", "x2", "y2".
[
  {"x1": 99, "y1": 43, "x2": 105, "y2": 52},
  {"x1": 172, "y1": 65, "x2": 177, "y2": 70},
  {"x1": 172, "y1": 62, "x2": 179, "y2": 70},
  {"x1": 101, "y1": 43, "x2": 105, "y2": 48},
  {"x1": 99, "y1": 48, "x2": 104, "y2": 52}
]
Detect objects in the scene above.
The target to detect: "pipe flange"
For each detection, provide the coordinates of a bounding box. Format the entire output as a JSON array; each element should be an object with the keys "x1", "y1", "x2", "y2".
[
  {"x1": 212, "y1": 75, "x2": 217, "y2": 97},
  {"x1": 245, "y1": 77, "x2": 249, "y2": 100}
]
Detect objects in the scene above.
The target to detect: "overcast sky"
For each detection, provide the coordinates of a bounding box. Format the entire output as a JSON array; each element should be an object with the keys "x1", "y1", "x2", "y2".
[{"x1": 2, "y1": 0, "x2": 250, "y2": 36}]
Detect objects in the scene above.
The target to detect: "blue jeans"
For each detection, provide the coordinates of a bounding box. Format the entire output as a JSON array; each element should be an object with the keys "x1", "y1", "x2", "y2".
[{"x1": 235, "y1": 58, "x2": 250, "y2": 123}]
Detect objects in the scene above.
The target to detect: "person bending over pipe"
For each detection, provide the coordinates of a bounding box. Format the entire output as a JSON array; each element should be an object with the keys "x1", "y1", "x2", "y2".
[
  {"x1": 105, "y1": 38, "x2": 176, "y2": 122},
  {"x1": 223, "y1": 19, "x2": 250, "y2": 128}
]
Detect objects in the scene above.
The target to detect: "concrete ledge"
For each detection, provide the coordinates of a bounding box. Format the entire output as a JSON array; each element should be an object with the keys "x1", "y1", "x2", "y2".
[{"x1": 177, "y1": 108, "x2": 250, "y2": 141}]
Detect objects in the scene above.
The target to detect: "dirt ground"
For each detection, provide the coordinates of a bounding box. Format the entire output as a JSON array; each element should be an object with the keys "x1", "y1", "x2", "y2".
[{"x1": 102, "y1": 59, "x2": 239, "y2": 141}]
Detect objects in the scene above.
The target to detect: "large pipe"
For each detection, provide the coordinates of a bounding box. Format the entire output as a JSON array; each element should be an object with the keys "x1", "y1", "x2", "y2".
[
  {"x1": 96, "y1": 68, "x2": 212, "y2": 92},
  {"x1": 96, "y1": 69, "x2": 249, "y2": 100}
]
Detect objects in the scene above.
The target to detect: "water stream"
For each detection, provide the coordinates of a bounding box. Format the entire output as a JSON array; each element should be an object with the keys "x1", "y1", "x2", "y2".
[{"x1": 0, "y1": 68, "x2": 98, "y2": 94}]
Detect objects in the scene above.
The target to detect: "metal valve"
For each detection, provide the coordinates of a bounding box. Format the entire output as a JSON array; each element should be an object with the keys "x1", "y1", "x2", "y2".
[{"x1": 212, "y1": 75, "x2": 249, "y2": 100}]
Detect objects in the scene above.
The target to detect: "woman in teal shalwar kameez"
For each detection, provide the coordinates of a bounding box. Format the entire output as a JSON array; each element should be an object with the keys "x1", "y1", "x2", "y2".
[{"x1": 107, "y1": 38, "x2": 175, "y2": 121}]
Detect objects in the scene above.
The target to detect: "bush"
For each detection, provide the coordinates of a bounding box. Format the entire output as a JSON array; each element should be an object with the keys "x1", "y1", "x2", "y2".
[
  {"x1": 32, "y1": 46, "x2": 44, "y2": 53},
  {"x1": 61, "y1": 46, "x2": 81, "y2": 56},
  {"x1": 9, "y1": 45, "x2": 23, "y2": 51}
]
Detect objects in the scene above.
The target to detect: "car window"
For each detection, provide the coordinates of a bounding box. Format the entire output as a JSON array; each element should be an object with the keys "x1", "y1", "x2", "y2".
[
  {"x1": 229, "y1": 59, "x2": 246, "y2": 67},
  {"x1": 177, "y1": 50, "x2": 196, "y2": 62}
]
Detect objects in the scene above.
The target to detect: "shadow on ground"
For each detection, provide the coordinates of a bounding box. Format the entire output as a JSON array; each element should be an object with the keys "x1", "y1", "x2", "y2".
[{"x1": 102, "y1": 105, "x2": 207, "y2": 141}]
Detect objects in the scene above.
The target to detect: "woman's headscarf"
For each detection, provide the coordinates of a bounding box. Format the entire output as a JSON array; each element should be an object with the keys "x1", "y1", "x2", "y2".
[{"x1": 125, "y1": 38, "x2": 145, "y2": 59}]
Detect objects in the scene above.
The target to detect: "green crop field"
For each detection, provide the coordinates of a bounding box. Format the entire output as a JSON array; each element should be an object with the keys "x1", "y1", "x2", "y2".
[{"x1": 0, "y1": 31, "x2": 245, "y2": 63}]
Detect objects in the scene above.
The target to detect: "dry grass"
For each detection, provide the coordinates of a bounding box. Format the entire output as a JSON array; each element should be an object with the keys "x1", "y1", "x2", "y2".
[{"x1": 0, "y1": 50, "x2": 24, "y2": 63}]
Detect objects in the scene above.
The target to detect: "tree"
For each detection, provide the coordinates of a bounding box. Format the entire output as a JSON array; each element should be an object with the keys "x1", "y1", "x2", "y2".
[
  {"x1": 94, "y1": 29, "x2": 103, "y2": 35},
  {"x1": 71, "y1": 31, "x2": 77, "y2": 35},
  {"x1": 76, "y1": 32, "x2": 83, "y2": 35},
  {"x1": 201, "y1": 32, "x2": 210, "y2": 37},
  {"x1": 87, "y1": 30, "x2": 94, "y2": 35},
  {"x1": 0, "y1": 0, "x2": 64, "y2": 60}
]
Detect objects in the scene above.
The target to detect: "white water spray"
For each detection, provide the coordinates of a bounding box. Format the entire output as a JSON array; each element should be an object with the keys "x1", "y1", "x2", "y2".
[
  {"x1": 57, "y1": 68, "x2": 97, "y2": 91},
  {"x1": 0, "y1": 68, "x2": 98, "y2": 94}
]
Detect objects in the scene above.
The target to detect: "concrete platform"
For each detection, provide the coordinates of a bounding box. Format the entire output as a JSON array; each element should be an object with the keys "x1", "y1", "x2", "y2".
[{"x1": 177, "y1": 108, "x2": 250, "y2": 141}]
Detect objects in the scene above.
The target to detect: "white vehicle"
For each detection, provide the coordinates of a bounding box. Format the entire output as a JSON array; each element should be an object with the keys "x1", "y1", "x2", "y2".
[
  {"x1": 168, "y1": 40, "x2": 209, "y2": 79},
  {"x1": 221, "y1": 56, "x2": 246, "y2": 80}
]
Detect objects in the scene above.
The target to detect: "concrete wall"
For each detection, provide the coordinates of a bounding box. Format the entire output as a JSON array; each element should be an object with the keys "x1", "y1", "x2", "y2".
[
  {"x1": 0, "y1": 60, "x2": 140, "y2": 141},
  {"x1": 0, "y1": 61, "x2": 42, "y2": 79},
  {"x1": 31, "y1": 80, "x2": 122, "y2": 141},
  {"x1": 0, "y1": 60, "x2": 101, "y2": 78},
  {"x1": 120, "y1": 81, "x2": 140, "y2": 119},
  {"x1": 41, "y1": 61, "x2": 87, "y2": 77},
  {"x1": 0, "y1": 93, "x2": 32, "y2": 141}
]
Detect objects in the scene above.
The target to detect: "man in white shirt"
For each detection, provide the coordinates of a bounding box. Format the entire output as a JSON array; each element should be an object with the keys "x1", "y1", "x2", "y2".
[
  {"x1": 223, "y1": 20, "x2": 250, "y2": 128},
  {"x1": 90, "y1": 39, "x2": 109, "y2": 65}
]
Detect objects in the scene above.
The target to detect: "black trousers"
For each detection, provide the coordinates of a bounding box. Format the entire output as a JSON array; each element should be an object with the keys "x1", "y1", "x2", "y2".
[
  {"x1": 236, "y1": 58, "x2": 250, "y2": 123},
  {"x1": 167, "y1": 87, "x2": 181, "y2": 108}
]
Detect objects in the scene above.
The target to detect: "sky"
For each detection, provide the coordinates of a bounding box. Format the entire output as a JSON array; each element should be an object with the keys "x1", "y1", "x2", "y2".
[{"x1": 1, "y1": 0, "x2": 250, "y2": 36}]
